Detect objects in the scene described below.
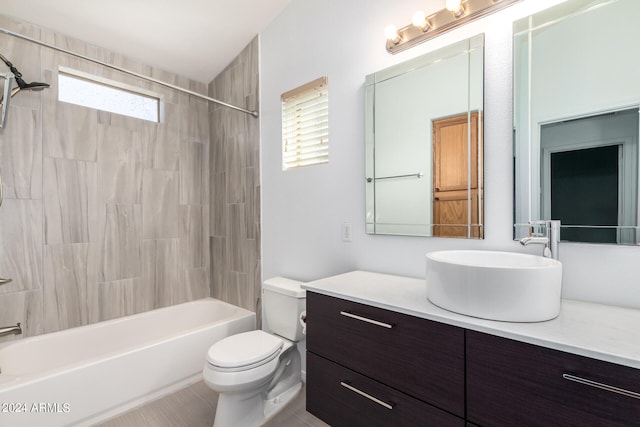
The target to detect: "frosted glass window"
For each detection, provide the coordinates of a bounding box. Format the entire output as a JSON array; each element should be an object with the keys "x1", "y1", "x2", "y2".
[{"x1": 58, "y1": 72, "x2": 159, "y2": 122}]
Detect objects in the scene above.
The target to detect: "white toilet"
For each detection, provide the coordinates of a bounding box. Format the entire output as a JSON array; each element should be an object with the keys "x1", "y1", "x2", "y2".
[{"x1": 203, "y1": 277, "x2": 306, "y2": 427}]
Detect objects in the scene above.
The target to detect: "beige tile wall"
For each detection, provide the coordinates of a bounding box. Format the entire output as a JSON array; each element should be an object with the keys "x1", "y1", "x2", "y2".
[
  {"x1": 208, "y1": 37, "x2": 261, "y2": 323},
  {"x1": 0, "y1": 14, "x2": 211, "y2": 341}
]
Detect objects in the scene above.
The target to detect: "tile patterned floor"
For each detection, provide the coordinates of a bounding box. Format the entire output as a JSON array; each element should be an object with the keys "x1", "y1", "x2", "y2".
[{"x1": 97, "y1": 381, "x2": 329, "y2": 427}]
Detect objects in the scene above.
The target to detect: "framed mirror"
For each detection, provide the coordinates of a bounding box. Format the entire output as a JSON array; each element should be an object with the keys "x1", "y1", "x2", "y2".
[
  {"x1": 513, "y1": 0, "x2": 640, "y2": 245},
  {"x1": 365, "y1": 34, "x2": 484, "y2": 238}
]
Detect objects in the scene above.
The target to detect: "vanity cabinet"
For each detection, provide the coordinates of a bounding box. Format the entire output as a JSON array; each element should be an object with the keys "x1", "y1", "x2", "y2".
[
  {"x1": 467, "y1": 331, "x2": 640, "y2": 427},
  {"x1": 306, "y1": 292, "x2": 465, "y2": 426},
  {"x1": 306, "y1": 290, "x2": 640, "y2": 427}
]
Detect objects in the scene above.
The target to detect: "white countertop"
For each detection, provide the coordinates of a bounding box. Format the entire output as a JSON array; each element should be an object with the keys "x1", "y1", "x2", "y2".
[{"x1": 302, "y1": 270, "x2": 640, "y2": 369}]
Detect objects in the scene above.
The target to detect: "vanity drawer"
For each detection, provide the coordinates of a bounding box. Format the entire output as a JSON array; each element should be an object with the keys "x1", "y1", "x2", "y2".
[
  {"x1": 307, "y1": 352, "x2": 464, "y2": 427},
  {"x1": 306, "y1": 292, "x2": 465, "y2": 416},
  {"x1": 467, "y1": 331, "x2": 640, "y2": 426}
]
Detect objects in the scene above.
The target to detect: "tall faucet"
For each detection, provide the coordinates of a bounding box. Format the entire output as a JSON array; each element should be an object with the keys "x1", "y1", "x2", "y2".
[
  {"x1": 520, "y1": 220, "x2": 561, "y2": 260},
  {"x1": 0, "y1": 322, "x2": 22, "y2": 338}
]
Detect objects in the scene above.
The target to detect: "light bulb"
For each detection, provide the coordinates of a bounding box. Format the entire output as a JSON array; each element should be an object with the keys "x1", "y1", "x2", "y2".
[
  {"x1": 384, "y1": 24, "x2": 401, "y2": 44},
  {"x1": 445, "y1": 0, "x2": 464, "y2": 17},
  {"x1": 412, "y1": 10, "x2": 430, "y2": 31}
]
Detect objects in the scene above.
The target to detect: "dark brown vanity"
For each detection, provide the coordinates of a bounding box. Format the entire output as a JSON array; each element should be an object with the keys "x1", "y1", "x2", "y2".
[
  {"x1": 304, "y1": 274, "x2": 640, "y2": 427},
  {"x1": 307, "y1": 292, "x2": 464, "y2": 426}
]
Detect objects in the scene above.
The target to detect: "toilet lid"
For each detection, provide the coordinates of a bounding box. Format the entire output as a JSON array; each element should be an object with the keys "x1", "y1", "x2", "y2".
[{"x1": 207, "y1": 330, "x2": 283, "y2": 369}]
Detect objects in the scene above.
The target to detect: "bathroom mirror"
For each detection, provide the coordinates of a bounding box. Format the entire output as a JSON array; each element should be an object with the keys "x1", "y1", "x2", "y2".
[
  {"x1": 365, "y1": 34, "x2": 484, "y2": 238},
  {"x1": 513, "y1": 0, "x2": 640, "y2": 245}
]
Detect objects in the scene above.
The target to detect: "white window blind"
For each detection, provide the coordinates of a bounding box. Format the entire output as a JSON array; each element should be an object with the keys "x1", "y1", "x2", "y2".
[{"x1": 281, "y1": 76, "x2": 329, "y2": 170}]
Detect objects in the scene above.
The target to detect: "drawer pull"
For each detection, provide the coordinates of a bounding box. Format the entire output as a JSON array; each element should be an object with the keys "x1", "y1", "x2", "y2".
[
  {"x1": 563, "y1": 374, "x2": 640, "y2": 400},
  {"x1": 339, "y1": 311, "x2": 393, "y2": 329},
  {"x1": 340, "y1": 381, "x2": 394, "y2": 410}
]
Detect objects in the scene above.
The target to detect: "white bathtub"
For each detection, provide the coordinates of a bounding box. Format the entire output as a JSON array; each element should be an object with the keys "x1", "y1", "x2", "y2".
[{"x1": 0, "y1": 298, "x2": 255, "y2": 427}]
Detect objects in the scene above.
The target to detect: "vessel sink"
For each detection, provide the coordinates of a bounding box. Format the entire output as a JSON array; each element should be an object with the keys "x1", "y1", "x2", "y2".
[{"x1": 426, "y1": 250, "x2": 562, "y2": 322}]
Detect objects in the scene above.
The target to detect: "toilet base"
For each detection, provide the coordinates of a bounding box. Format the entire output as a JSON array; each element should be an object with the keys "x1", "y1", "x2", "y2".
[
  {"x1": 211, "y1": 346, "x2": 302, "y2": 427},
  {"x1": 212, "y1": 380, "x2": 302, "y2": 427},
  {"x1": 263, "y1": 381, "x2": 302, "y2": 422}
]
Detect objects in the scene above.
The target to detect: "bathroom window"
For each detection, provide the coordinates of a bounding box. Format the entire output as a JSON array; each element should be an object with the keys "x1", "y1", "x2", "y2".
[
  {"x1": 281, "y1": 76, "x2": 329, "y2": 170},
  {"x1": 58, "y1": 68, "x2": 160, "y2": 122}
]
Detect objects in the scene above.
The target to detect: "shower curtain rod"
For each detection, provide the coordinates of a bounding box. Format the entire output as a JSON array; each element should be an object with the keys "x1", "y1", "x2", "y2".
[{"x1": 0, "y1": 27, "x2": 259, "y2": 118}]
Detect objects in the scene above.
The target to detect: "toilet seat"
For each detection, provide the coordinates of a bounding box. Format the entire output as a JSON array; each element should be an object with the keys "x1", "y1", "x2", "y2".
[{"x1": 207, "y1": 330, "x2": 283, "y2": 372}]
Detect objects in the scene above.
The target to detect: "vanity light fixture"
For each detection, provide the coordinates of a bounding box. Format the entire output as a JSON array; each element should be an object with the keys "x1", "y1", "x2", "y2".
[
  {"x1": 411, "y1": 10, "x2": 431, "y2": 32},
  {"x1": 385, "y1": 0, "x2": 521, "y2": 54},
  {"x1": 384, "y1": 24, "x2": 401, "y2": 44},
  {"x1": 446, "y1": 0, "x2": 465, "y2": 17}
]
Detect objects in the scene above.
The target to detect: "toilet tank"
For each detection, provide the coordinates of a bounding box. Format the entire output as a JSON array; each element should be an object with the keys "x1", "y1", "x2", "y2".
[{"x1": 263, "y1": 277, "x2": 306, "y2": 341}]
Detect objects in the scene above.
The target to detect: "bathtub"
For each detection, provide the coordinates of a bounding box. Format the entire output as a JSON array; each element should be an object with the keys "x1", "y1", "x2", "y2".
[{"x1": 0, "y1": 298, "x2": 255, "y2": 427}]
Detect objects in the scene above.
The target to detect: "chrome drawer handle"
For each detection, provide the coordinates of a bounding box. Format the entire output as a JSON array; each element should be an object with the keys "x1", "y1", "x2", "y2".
[
  {"x1": 340, "y1": 381, "x2": 394, "y2": 410},
  {"x1": 339, "y1": 311, "x2": 393, "y2": 329},
  {"x1": 563, "y1": 373, "x2": 640, "y2": 400},
  {"x1": 0, "y1": 277, "x2": 12, "y2": 285}
]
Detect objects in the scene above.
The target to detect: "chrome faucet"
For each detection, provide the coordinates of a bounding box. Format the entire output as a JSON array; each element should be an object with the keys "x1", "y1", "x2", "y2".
[
  {"x1": 520, "y1": 220, "x2": 561, "y2": 260},
  {"x1": 0, "y1": 322, "x2": 22, "y2": 337}
]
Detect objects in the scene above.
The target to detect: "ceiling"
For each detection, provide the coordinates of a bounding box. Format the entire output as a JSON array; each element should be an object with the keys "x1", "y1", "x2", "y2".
[{"x1": 0, "y1": 0, "x2": 290, "y2": 83}]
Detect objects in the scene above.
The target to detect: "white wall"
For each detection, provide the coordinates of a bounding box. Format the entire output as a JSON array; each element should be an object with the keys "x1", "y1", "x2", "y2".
[{"x1": 260, "y1": 0, "x2": 640, "y2": 310}]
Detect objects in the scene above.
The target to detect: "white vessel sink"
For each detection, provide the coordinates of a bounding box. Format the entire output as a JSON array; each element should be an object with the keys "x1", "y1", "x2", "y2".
[{"x1": 426, "y1": 250, "x2": 562, "y2": 322}]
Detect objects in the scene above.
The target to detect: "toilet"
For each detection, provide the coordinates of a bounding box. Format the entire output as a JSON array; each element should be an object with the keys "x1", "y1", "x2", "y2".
[{"x1": 203, "y1": 277, "x2": 306, "y2": 427}]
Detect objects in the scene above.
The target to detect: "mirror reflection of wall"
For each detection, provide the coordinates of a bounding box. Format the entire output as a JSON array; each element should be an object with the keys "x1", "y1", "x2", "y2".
[
  {"x1": 365, "y1": 34, "x2": 484, "y2": 238},
  {"x1": 513, "y1": 0, "x2": 640, "y2": 245}
]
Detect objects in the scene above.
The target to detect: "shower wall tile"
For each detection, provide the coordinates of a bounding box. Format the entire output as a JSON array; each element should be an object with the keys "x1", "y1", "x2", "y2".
[
  {"x1": 177, "y1": 268, "x2": 210, "y2": 305},
  {"x1": 43, "y1": 157, "x2": 98, "y2": 244},
  {"x1": 225, "y1": 271, "x2": 253, "y2": 312},
  {"x1": 0, "y1": 15, "x2": 213, "y2": 339},
  {"x1": 43, "y1": 243, "x2": 98, "y2": 332},
  {"x1": 0, "y1": 199, "x2": 43, "y2": 294},
  {"x1": 41, "y1": 30, "x2": 101, "y2": 76},
  {"x1": 142, "y1": 169, "x2": 179, "y2": 239},
  {"x1": 98, "y1": 277, "x2": 150, "y2": 322},
  {"x1": 210, "y1": 236, "x2": 226, "y2": 299},
  {"x1": 151, "y1": 69, "x2": 181, "y2": 105},
  {"x1": 252, "y1": 260, "x2": 262, "y2": 329},
  {"x1": 0, "y1": 290, "x2": 43, "y2": 342},
  {"x1": 0, "y1": 15, "x2": 40, "y2": 39},
  {"x1": 180, "y1": 205, "x2": 205, "y2": 269},
  {"x1": 180, "y1": 141, "x2": 205, "y2": 205},
  {"x1": 188, "y1": 98, "x2": 210, "y2": 142},
  {"x1": 142, "y1": 238, "x2": 179, "y2": 309},
  {"x1": 99, "y1": 204, "x2": 142, "y2": 282},
  {"x1": 161, "y1": 100, "x2": 185, "y2": 134},
  {"x1": 201, "y1": 144, "x2": 210, "y2": 208},
  {"x1": 43, "y1": 91, "x2": 99, "y2": 162},
  {"x1": 244, "y1": 167, "x2": 259, "y2": 240},
  {"x1": 142, "y1": 125, "x2": 180, "y2": 171},
  {"x1": 210, "y1": 172, "x2": 227, "y2": 236},
  {"x1": 97, "y1": 125, "x2": 143, "y2": 205},
  {"x1": 208, "y1": 36, "x2": 260, "y2": 314},
  {"x1": 0, "y1": 105, "x2": 42, "y2": 199},
  {"x1": 228, "y1": 203, "x2": 246, "y2": 272},
  {"x1": 226, "y1": 134, "x2": 247, "y2": 204},
  {"x1": 209, "y1": 109, "x2": 225, "y2": 174}
]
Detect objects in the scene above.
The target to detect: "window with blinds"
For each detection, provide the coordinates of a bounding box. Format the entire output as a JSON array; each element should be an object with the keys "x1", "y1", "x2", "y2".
[{"x1": 281, "y1": 76, "x2": 329, "y2": 170}]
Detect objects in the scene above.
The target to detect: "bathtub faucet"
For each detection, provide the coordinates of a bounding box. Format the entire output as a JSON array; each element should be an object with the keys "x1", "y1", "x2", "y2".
[{"x1": 0, "y1": 322, "x2": 22, "y2": 337}]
